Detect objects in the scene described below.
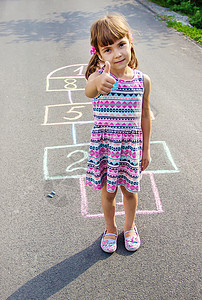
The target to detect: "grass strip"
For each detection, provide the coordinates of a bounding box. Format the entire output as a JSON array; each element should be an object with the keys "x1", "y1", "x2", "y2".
[{"x1": 157, "y1": 15, "x2": 202, "y2": 44}]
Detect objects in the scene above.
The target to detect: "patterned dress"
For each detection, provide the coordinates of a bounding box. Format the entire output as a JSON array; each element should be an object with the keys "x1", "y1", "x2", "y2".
[{"x1": 86, "y1": 68, "x2": 144, "y2": 193}]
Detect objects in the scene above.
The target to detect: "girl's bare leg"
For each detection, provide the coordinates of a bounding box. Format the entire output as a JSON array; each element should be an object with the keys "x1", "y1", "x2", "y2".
[
  {"x1": 101, "y1": 183, "x2": 118, "y2": 239},
  {"x1": 120, "y1": 185, "x2": 138, "y2": 238}
]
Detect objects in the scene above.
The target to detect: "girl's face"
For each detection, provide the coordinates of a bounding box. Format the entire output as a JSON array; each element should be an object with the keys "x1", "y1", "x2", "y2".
[{"x1": 98, "y1": 37, "x2": 132, "y2": 72}]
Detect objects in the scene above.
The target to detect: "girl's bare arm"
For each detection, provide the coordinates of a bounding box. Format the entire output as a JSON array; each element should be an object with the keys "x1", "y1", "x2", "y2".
[{"x1": 141, "y1": 74, "x2": 151, "y2": 171}]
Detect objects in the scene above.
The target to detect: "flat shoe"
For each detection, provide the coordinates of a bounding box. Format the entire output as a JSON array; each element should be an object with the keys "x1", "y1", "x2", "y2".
[
  {"x1": 124, "y1": 226, "x2": 141, "y2": 251},
  {"x1": 101, "y1": 229, "x2": 118, "y2": 253}
]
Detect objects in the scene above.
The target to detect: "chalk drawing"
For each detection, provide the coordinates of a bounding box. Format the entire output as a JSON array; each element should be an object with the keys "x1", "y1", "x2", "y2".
[
  {"x1": 64, "y1": 78, "x2": 78, "y2": 90},
  {"x1": 74, "y1": 65, "x2": 85, "y2": 76},
  {"x1": 67, "y1": 90, "x2": 73, "y2": 104},
  {"x1": 80, "y1": 172, "x2": 163, "y2": 218},
  {"x1": 43, "y1": 141, "x2": 179, "y2": 181},
  {"x1": 72, "y1": 124, "x2": 77, "y2": 145},
  {"x1": 63, "y1": 105, "x2": 85, "y2": 120},
  {"x1": 148, "y1": 141, "x2": 179, "y2": 174},
  {"x1": 42, "y1": 102, "x2": 93, "y2": 126},
  {"x1": 66, "y1": 150, "x2": 88, "y2": 173},
  {"x1": 150, "y1": 110, "x2": 155, "y2": 120},
  {"x1": 46, "y1": 64, "x2": 87, "y2": 92},
  {"x1": 43, "y1": 143, "x2": 90, "y2": 180},
  {"x1": 43, "y1": 63, "x2": 180, "y2": 219}
]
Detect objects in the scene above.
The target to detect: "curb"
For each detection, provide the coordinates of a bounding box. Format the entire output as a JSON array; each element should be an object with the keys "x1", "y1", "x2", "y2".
[{"x1": 136, "y1": 0, "x2": 191, "y2": 26}]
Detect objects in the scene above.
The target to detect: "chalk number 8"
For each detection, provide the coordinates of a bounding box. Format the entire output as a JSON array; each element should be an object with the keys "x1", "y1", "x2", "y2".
[{"x1": 64, "y1": 79, "x2": 77, "y2": 90}]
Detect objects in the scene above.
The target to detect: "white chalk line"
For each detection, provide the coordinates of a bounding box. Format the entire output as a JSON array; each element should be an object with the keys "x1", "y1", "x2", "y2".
[{"x1": 43, "y1": 141, "x2": 179, "y2": 180}]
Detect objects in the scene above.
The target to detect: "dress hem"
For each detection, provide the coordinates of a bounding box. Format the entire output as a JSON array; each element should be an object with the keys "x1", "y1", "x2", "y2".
[{"x1": 86, "y1": 181, "x2": 140, "y2": 194}]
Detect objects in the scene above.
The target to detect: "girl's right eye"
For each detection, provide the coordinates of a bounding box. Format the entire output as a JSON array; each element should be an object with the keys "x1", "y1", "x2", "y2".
[{"x1": 120, "y1": 42, "x2": 126, "y2": 47}]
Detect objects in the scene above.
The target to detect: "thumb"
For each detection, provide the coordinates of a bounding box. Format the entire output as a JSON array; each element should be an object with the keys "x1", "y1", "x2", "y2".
[{"x1": 103, "y1": 61, "x2": 111, "y2": 74}]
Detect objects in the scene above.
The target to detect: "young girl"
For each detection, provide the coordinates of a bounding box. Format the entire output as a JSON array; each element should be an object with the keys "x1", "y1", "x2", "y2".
[{"x1": 85, "y1": 15, "x2": 151, "y2": 253}]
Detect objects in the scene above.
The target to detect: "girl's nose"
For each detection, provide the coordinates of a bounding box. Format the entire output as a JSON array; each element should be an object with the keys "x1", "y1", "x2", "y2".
[{"x1": 114, "y1": 49, "x2": 121, "y2": 58}]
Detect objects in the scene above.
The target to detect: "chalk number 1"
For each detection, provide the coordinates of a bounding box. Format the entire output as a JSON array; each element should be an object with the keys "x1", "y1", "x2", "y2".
[{"x1": 74, "y1": 66, "x2": 84, "y2": 76}]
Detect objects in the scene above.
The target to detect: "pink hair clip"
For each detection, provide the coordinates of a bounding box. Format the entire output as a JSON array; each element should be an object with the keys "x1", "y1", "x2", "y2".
[
  {"x1": 90, "y1": 46, "x2": 96, "y2": 55},
  {"x1": 129, "y1": 31, "x2": 134, "y2": 42}
]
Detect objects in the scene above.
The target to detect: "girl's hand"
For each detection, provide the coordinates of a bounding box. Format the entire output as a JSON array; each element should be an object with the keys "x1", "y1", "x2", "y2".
[
  {"x1": 95, "y1": 61, "x2": 116, "y2": 95},
  {"x1": 141, "y1": 149, "x2": 150, "y2": 171}
]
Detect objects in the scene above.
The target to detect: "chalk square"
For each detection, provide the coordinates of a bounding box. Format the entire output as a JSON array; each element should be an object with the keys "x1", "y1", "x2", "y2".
[
  {"x1": 67, "y1": 90, "x2": 90, "y2": 104},
  {"x1": 73, "y1": 123, "x2": 93, "y2": 144},
  {"x1": 147, "y1": 141, "x2": 179, "y2": 174},
  {"x1": 43, "y1": 141, "x2": 179, "y2": 181},
  {"x1": 43, "y1": 143, "x2": 89, "y2": 180},
  {"x1": 42, "y1": 102, "x2": 93, "y2": 126},
  {"x1": 46, "y1": 64, "x2": 87, "y2": 92},
  {"x1": 80, "y1": 172, "x2": 163, "y2": 218},
  {"x1": 47, "y1": 77, "x2": 86, "y2": 92}
]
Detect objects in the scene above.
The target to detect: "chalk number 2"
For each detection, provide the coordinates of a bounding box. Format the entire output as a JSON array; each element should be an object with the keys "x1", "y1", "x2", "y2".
[{"x1": 66, "y1": 150, "x2": 88, "y2": 173}]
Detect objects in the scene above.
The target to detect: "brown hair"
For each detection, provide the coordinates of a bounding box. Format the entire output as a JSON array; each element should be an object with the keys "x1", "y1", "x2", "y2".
[{"x1": 85, "y1": 14, "x2": 138, "y2": 79}]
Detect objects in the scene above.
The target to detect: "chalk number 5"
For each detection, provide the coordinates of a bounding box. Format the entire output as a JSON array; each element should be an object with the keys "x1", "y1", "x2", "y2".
[{"x1": 63, "y1": 106, "x2": 85, "y2": 120}]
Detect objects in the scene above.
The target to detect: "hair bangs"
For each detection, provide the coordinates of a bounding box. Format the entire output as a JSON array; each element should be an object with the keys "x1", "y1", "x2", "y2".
[
  {"x1": 91, "y1": 15, "x2": 129, "y2": 51},
  {"x1": 97, "y1": 21, "x2": 126, "y2": 47}
]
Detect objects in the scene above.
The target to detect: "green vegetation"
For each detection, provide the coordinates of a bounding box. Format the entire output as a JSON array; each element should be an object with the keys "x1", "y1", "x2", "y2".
[
  {"x1": 158, "y1": 15, "x2": 202, "y2": 44},
  {"x1": 149, "y1": 0, "x2": 202, "y2": 44}
]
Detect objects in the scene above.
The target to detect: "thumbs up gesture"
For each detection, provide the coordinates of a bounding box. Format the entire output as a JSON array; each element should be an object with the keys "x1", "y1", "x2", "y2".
[
  {"x1": 103, "y1": 61, "x2": 111, "y2": 74},
  {"x1": 96, "y1": 61, "x2": 116, "y2": 95}
]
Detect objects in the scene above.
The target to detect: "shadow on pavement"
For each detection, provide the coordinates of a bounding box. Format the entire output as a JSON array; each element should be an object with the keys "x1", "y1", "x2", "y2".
[
  {"x1": 0, "y1": 11, "x2": 93, "y2": 45},
  {"x1": 7, "y1": 237, "x2": 109, "y2": 300},
  {"x1": 0, "y1": 2, "x2": 173, "y2": 49}
]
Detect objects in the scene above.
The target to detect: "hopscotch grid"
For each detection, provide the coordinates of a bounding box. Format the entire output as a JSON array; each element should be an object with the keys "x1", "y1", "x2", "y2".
[
  {"x1": 49, "y1": 76, "x2": 85, "y2": 79},
  {"x1": 68, "y1": 90, "x2": 73, "y2": 104},
  {"x1": 43, "y1": 106, "x2": 49, "y2": 126},
  {"x1": 42, "y1": 121, "x2": 94, "y2": 126},
  {"x1": 46, "y1": 89, "x2": 85, "y2": 92},
  {"x1": 43, "y1": 141, "x2": 179, "y2": 180},
  {"x1": 80, "y1": 173, "x2": 164, "y2": 218},
  {"x1": 46, "y1": 64, "x2": 87, "y2": 91},
  {"x1": 72, "y1": 124, "x2": 77, "y2": 145},
  {"x1": 147, "y1": 172, "x2": 163, "y2": 212},
  {"x1": 150, "y1": 141, "x2": 179, "y2": 172},
  {"x1": 43, "y1": 64, "x2": 179, "y2": 218},
  {"x1": 45, "y1": 143, "x2": 90, "y2": 150},
  {"x1": 43, "y1": 148, "x2": 49, "y2": 180},
  {"x1": 42, "y1": 102, "x2": 92, "y2": 126},
  {"x1": 43, "y1": 102, "x2": 91, "y2": 108},
  {"x1": 43, "y1": 143, "x2": 89, "y2": 180}
]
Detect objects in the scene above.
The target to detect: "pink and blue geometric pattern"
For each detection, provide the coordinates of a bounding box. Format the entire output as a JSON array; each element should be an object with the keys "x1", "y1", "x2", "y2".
[{"x1": 86, "y1": 69, "x2": 145, "y2": 193}]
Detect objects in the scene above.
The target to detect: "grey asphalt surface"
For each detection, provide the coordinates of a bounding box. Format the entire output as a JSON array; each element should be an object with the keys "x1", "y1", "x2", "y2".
[{"x1": 0, "y1": 0, "x2": 201, "y2": 299}]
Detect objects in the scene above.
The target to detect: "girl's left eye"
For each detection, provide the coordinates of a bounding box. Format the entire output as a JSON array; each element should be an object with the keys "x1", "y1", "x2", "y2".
[{"x1": 120, "y1": 43, "x2": 125, "y2": 47}]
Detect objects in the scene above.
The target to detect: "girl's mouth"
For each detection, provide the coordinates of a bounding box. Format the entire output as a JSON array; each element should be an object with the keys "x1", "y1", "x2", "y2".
[{"x1": 114, "y1": 59, "x2": 125, "y2": 64}]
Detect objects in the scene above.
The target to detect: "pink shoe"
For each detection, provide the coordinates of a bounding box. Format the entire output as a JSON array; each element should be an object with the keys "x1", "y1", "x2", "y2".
[
  {"x1": 124, "y1": 226, "x2": 141, "y2": 251},
  {"x1": 101, "y1": 229, "x2": 118, "y2": 253}
]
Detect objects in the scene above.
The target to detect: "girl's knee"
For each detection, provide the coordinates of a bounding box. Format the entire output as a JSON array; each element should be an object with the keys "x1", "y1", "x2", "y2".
[
  {"x1": 106, "y1": 190, "x2": 117, "y2": 201},
  {"x1": 102, "y1": 184, "x2": 117, "y2": 201},
  {"x1": 120, "y1": 185, "x2": 138, "y2": 200}
]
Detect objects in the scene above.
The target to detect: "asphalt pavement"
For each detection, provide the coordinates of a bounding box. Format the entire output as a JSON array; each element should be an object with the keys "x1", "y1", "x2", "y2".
[{"x1": 0, "y1": 0, "x2": 201, "y2": 299}]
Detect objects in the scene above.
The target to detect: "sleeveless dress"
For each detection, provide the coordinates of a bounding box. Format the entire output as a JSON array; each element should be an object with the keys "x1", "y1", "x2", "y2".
[{"x1": 86, "y1": 68, "x2": 144, "y2": 193}]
